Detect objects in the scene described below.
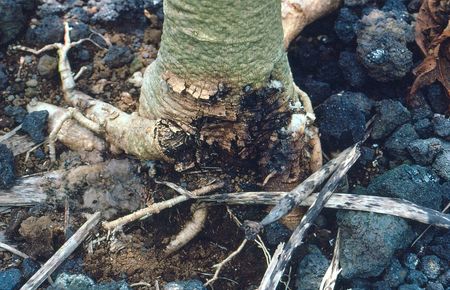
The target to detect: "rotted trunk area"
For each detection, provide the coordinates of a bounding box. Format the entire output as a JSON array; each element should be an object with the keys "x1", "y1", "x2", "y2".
[{"x1": 139, "y1": 0, "x2": 317, "y2": 188}]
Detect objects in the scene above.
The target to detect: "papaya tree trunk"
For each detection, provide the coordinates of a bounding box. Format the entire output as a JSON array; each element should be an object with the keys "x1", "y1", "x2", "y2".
[{"x1": 140, "y1": 0, "x2": 318, "y2": 190}]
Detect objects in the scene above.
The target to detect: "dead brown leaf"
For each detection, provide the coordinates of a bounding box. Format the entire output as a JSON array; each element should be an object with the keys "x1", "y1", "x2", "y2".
[{"x1": 410, "y1": 0, "x2": 450, "y2": 104}]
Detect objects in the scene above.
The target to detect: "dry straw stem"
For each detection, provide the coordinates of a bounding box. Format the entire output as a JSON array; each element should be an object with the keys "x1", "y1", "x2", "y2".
[
  {"x1": 319, "y1": 229, "x2": 341, "y2": 290},
  {"x1": 103, "y1": 182, "x2": 224, "y2": 231},
  {"x1": 20, "y1": 212, "x2": 101, "y2": 290},
  {"x1": 259, "y1": 144, "x2": 360, "y2": 289},
  {"x1": 0, "y1": 241, "x2": 30, "y2": 259}
]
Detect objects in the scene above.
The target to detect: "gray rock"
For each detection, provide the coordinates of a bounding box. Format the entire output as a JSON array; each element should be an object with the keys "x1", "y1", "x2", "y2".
[
  {"x1": 367, "y1": 164, "x2": 443, "y2": 210},
  {"x1": 37, "y1": 55, "x2": 58, "y2": 77},
  {"x1": 385, "y1": 123, "x2": 419, "y2": 159},
  {"x1": 0, "y1": 268, "x2": 22, "y2": 290},
  {"x1": 25, "y1": 79, "x2": 38, "y2": 88},
  {"x1": 430, "y1": 231, "x2": 450, "y2": 261},
  {"x1": 295, "y1": 249, "x2": 329, "y2": 290},
  {"x1": 21, "y1": 111, "x2": 49, "y2": 143},
  {"x1": 427, "y1": 282, "x2": 445, "y2": 290},
  {"x1": 344, "y1": 0, "x2": 369, "y2": 6},
  {"x1": 438, "y1": 269, "x2": 450, "y2": 285},
  {"x1": 337, "y1": 210, "x2": 413, "y2": 279},
  {"x1": 433, "y1": 115, "x2": 450, "y2": 139},
  {"x1": 420, "y1": 255, "x2": 442, "y2": 280},
  {"x1": 103, "y1": 45, "x2": 134, "y2": 68},
  {"x1": 47, "y1": 273, "x2": 131, "y2": 290},
  {"x1": 383, "y1": 258, "x2": 408, "y2": 287},
  {"x1": 0, "y1": 144, "x2": 15, "y2": 189},
  {"x1": 163, "y1": 280, "x2": 206, "y2": 290},
  {"x1": 406, "y1": 270, "x2": 428, "y2": 286},
  {"x1": 371, "y1": 99, "x2": 411, "y2": 140},
  {"x1": 407, "y1": 138, "x2": 442, "y2": 165},
  {"x1": 433, "y1": 151, "x2": 450, "y2": 181}
]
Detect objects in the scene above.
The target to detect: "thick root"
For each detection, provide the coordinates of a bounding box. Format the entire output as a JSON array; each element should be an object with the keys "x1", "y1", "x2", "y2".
[
  {"x1": 14, "y1": 22, "x2": 193, "y2": 164},
  {"x1": 164, "y1": 203, "x2": 208, "y2": 256},
  {"x1": 282, "y1": 0, "x2": 343, "y2": 48}
]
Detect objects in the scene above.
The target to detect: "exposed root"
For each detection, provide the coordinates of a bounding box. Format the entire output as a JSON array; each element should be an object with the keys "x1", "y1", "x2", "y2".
[
  {"x1": 103, "y1": 182, "x2": 224, "y2": 231},
  {"x1": 204, "y1": 239, "x2": 248, "y2": 287},
  {"x1": 164, "y1": 203, "x2": 208, "y2": 256},
  {"x1": 13, "y1": 22, "x2": 192, "y2": 163},
  {"x1": 282, "y1": 0, "x2": 343, "y2": 48},
  {"x1": 27, "y1": 101, "x2": 106, "y2": 163}
]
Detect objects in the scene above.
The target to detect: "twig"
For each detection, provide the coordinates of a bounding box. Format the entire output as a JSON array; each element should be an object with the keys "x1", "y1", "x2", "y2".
[
  {"x1": 319, "y1": 229, "x2": 341, "y2": 290},
  {"x1": 0, "y1": 125, "x2": 22, "y2": 143},
  {"x1": 259, "y1": 144, "x2": 360, "y2": 289},
  {"x1": 242, "y1": 145, "x2": 354, "y2": 240},
  {"x1": 103, "y1": 182, "x2": 224, "y2": 231},
  {"x1": 0, "y1": 241, "x2": 30, "y2": 259},
  {"x1": 204, "y1": 239, "x2": 247, "y2": 287},
  {"x1": 411, "y1": 201, "x2": 450, "y2": 247},
  {"x1": 20, "y1": 212, "x2": 101, "y2": 290},
  {"x1": 199, "y1": 193, "x2": 450, "y2": 229}
]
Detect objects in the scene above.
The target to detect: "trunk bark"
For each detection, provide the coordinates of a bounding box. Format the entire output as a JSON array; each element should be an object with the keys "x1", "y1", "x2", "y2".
[{"x1": 140, "y1": 0, "x2": 318, "y2": 188}]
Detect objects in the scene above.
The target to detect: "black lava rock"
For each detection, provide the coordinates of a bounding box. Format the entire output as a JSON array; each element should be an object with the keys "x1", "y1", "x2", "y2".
[
  {"x1": 356, "y1": 9, "x2": 414, "y2": 82},
  {"x1": 0, "y1": 144, "x2": 15, "y2": 189},
  {"x1": 344, "y1": 0, "x2": 370, "y2": 6},
  {"x1": 21, "y1": 258, "x2": 40, "y2": 280},
  {"x1": 406, "y1": 269, "x2": 428, "y2": 287},
  {"x1": 301, "y1": 78, "x2": 331, "y2": 106},
  {"x1": 337, "y1": 210, "x2": 413, "y2": 279},
  {"x1": 48, "y1": 273, "x2": 131, "y2": 290},
  {"x1": 339, "y1": 51, "x2": 368, "y2": 88},
  {"x1": 383, "y1": 258, "x2": 408, "y2": 287},
  {"x1": 427, "y1": 282, "x2": 445, "y2": 290},
  {"x1": 262, "y1": 221, "x2": 291, "y2": 246},
  {"x1": 371, "y1": 99, "x2": 411, "y2": 140},
  {"x1": 89, "y1": 0, "x2": 150, "y2": 27},
  {"x1": 414, "y1": 118, "x2": 434, "y2": 139},
  {"x1": 367, "y1": 164, "x2": 443, "y2": 210},
  {"x1": 164, "y1": 279, "x2": 206, "y2": 290},
  {"x1": 420, "y1": 255, "x2": 442, "y2": 280},
  {"x1": 335, "y1": 8, "x2": 359, "y2": 43},
  {"x1": 0, "y1": 64, "x2": 8, "y2": 90},
  {"x1": 433, "y1": 115, "x2": 450, "y2": 139},
  {"x1": 384, "y1": 123, "x2": 419, "y2": 159},
  {"x1": 25, "y1": 15, "x2": 64, "y2": 46},
  {"x1": 21, "y1": 110, "x2": 49, "y2": 143},
  {"x1": 404, "y1": 253, "x2": 420, "y2": 270},
  {"x1": 316, "y1": 92, "x2": 369, "y2": 151},
  {"x1": 430, "y1": 232, "x2": 450, "y2": 261},
  {"x1": 295, "y1": 247, "x2": 329, "y2": 290},
  {"x1": 289, "y1": 42, "x2": 320, "y2": 72},
  {"x1": 407, "y1": 138, "x2": 442, "y2": 165},
  {"x1": 103, "y1": 45, "x2": 134, "y2": 68},
  {"x1": 4, "y1": 105, "x2": 27, "y2": 124},
  {"x1": 372, "y1": 281, "x2": 393, "y2": 290},
  {"x1": 426, "y1": 84, "x2": 448, "y2": 114},
  {"x1": 67, "y1": 7, "x2": 90, "y2": 23},
  {"x1": 398, "y1": 284, "x2": 425, "y2": 290},
  {"x1": 0, "y1": 0, "x2": 26, "y2": 45},
  {"x1": 0, "y1": 268, "x2": 22, "y2": 290}
]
